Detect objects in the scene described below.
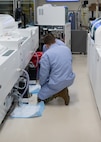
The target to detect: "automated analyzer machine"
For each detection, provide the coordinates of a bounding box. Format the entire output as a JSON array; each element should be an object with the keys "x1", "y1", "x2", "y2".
[
  {"x1": 37, "y1": 4, "x2": 71, "y2": 48},
  {"x1": 88, "y1": 17, "x2": 101, "y2": 87},
  {"x1": 88, "y1": 17, "x2": 101, "y2": 117},
  {"x1": 0, "y1": 14, "x2": 39, "y2": 125},
  {"x1": 0, "y1": 45, "x2": 20, "y2": 125},
  {"x1": 37, "y1": 4, "x2": 68, "y2": 25}
]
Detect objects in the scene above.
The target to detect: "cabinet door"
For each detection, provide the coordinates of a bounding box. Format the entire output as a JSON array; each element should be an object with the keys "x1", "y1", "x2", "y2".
[
  {"x1": 92, "y1": 48, "x2": 99, "y2": 94},
  {"x1": 87, "y1": 34, "x2": 91, "y2": 73},
  {"x1": 95, "y1": 50, "x2": 101, "y2": 116},
  {"x1": 71, "y1": 30, "x2": 87, "y2": 53},
  {"x1": 88, "y1": 39, "x2": 97, "y2": 91}
]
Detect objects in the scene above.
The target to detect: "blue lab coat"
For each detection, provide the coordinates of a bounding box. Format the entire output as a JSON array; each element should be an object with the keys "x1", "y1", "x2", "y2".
[
  {"x1": 43, "y1": 38, "x2": 65, "y2": 52},
  {"x1": 38, "y1": 43, "x2": 75, "y2": 100}
]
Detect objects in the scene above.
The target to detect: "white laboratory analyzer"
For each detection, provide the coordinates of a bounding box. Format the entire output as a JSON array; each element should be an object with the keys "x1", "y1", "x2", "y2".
[
  {"x1": 37, "y1": 4, "x2": 71, "y2": 49},
  {"x1": 37, "y1": 4, "x2": 68, "y2": 25},
  {"x1": 0, "y1": 14, "x2": 39, "y2": 125}
]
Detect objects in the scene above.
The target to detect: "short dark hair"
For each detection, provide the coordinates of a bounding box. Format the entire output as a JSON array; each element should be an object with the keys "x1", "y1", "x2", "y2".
[{"x1": 44, "y1": 34, "x2": 55, "y2": 45}]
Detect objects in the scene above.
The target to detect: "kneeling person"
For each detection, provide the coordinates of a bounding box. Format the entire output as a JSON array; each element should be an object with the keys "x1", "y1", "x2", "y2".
[{"x1": 38, "y1": 34, "x2": 75, "y2": 105}]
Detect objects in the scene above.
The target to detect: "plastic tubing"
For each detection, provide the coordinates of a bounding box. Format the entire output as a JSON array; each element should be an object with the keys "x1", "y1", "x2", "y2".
[{"x1": 20, "y1": 69, "x2": 29, "y2": 98}]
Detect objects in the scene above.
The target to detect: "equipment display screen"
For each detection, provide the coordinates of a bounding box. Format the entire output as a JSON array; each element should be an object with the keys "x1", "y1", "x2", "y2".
[{"x1": 46, "y1": 0, "x2": 79, "y2": 2}]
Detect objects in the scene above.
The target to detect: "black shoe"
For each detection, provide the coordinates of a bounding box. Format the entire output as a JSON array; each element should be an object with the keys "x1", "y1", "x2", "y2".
[{"x1": 38, "y1": 98, "x2": 42, "y2": 102}]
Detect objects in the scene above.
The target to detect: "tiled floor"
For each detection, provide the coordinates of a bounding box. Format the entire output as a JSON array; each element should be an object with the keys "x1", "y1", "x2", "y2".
[{"x1": 0, "y1": 55, "x2": 101, "y2": 142}]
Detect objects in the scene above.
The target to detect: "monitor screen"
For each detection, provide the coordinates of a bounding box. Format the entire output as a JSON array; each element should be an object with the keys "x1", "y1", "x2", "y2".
[{"x1": 46, "y1": 0, "x2": 79, "y2": 2}]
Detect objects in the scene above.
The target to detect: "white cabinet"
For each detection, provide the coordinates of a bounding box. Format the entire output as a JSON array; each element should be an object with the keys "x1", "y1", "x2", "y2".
[
  {"x1": 87, "y1": 34, "x2": 97, "y2": 94},
  {"x1": 95, "y1": 49, "x2": 101, "y2": 115},
  {"x1": 88, "y1": 35, "x2": 101, "y2": 117}
]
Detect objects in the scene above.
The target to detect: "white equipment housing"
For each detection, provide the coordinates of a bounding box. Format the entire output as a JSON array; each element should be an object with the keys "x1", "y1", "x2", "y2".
[
  {"x1": 39, "y1": 23, "x2": 71, "y2": 48},
  {"x1": 0, "y1": 14, "x2": 18, "y2": 35},
  {"x1": 0, "y1": 14, "x2": 39, "y2": 124},
  {"x1": 90, "y1": 17, "x2": 101, "y2": 46},
  {"x1": 37, "y1": 4, "x2": 71, "y2": 48},
  {"x1": 87, "y1": 18, "x2": 101, "y2": 117},
  {"x1": 0, "y1": 27, "x2": 39, "y2": 69},
  {"x1": 0, "y1": 48, "x2": 20, "y2": 124},
  {"x1": 37, "y1": 4, "x2": 68, "y2": 25}
]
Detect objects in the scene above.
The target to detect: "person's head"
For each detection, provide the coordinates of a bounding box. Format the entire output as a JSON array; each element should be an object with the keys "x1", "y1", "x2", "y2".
[{"x1": 43, "y1": 34, "x2": 56, "y2": 48}]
